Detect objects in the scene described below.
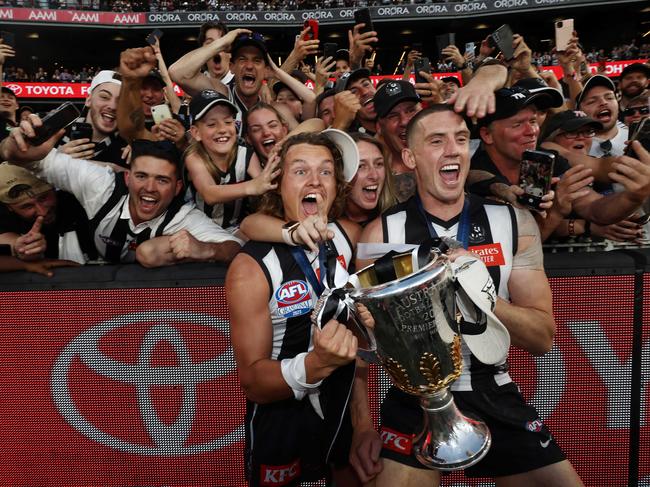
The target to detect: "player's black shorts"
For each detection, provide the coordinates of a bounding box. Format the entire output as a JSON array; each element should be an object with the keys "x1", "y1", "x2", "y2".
[
  {"x1": 378, "y1": 382, "x2": 566, "y2": 478},
  {"x1": 244, "y1": 363, "x2": 354, "y2": 486}
]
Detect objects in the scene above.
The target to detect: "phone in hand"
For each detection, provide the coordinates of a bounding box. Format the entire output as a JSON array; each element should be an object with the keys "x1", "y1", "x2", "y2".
[
  {"x1": 414, "y1": 57, "x2": 431, "y2": 84},
  {"x1": 412, "y1": 42, "x2": 423, "y2": 54},
  {"x1": 465, "y1": 42, "x2": 476, "y2": 58},
  {"x1": 517, "y1": 149, "x2": 556, "y2": 210},
  {"x1": 69, "y1": 121, "x2": 93, "y2": 141},
  {"x1": 436, "y1": 33, "x2": 456, "y2": 60},
  {"x1": 323, "y1": 42, "x2": 337, "y2": 61},
  {"x1": 303, "y1": 19, "x2": 319, "y2": 41},
  {"x1": 0, "y1": 31, "x2": 14, "y2": 48},
  {"x1": 555, "y1": 19, "x2": 574, "y2": 52},
  {"x1": 626, "y1": 117, "x2": 650, "y2": 158},
  {"x1": 488, "y1": 24, "x2": 515, "y2": 60},
  {"x1": 152, "y1": 104, "x2": 173, "y2": 125},
  {"x1": 146, "y1": 28, "x2": 164, "y2": 46},
  {"x1": 354, "y1": 8, "x2": 373, "y2": 34},
  {"x1": 27, "y1": 102, "x2": 80, "y2": 146}
]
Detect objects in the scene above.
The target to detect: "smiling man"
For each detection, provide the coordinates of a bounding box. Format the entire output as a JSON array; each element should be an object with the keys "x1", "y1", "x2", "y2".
[
  {"x1": 576, "y1": 74, "x2": 628, "y2": 157},
  {"x1": 1, "y1": 125, "x2": 242, "y2": 267},
  {"x1": 335, "y1": 68, "x2": 377, "y2": 135},
  {"x1": 226, "y1": 132, "x2": 363, "y2": 486}
]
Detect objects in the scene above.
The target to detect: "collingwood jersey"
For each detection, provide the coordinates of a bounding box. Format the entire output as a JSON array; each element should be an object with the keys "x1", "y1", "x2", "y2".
[
  {"x1": 185, "y1": 145, "x2": 252, "y2": 230},
  {"x1": 381, "y1": 194, "x2": 518, "y2": 391},
  {"x1": 241, "y1": 222, "x2": 354, "y2": 361}
]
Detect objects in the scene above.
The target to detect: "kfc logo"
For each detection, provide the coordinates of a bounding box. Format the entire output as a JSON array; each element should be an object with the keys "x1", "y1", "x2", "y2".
[
  {"x1": 260, "y1": 459, "x2": 301, "y2": 486},
  {"x1": 380, "y1": 426, "x2": 413, "y2": 454},
  {"x1": 50, "y1": 310, "x2": 243, "y2": 455}
]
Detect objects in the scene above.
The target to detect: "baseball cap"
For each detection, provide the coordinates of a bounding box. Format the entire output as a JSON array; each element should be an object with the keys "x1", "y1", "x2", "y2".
[
  {"x1": 575, "y1": 74, "x2": 616, "y2": 108},
  {"x1": 89, "y1": 70, "x2": 122, "y2": 93},
  {"x1": 335, "y1": 49, "x2": 350, "y2": 62},
  {"x1": 189, "y1": 89, "x2": 238, "y2": 123},
  {"x1": 335, "y1": 68, "x2": 371, "y2": 93},
  {"x1": 540, "y1": 110, "x2": 603, "y2": 142},
  {"x1": 373, "y1": 80, "x2": 421, "y2": 119},
  {"x1": 620, "y1": 62, "x2": 650, "y2": 80},
  {"x1": 441, "y1": 76, "x2": 461, "y2": 87},
  {"x1": 1, "y1": 86, "x2": 16, "y2": 98},
  {"x1": 478, "y1": 86, "x2": 557, "y2": 128},
  {"x1": 452, "y1": 254, "x2": 510, "y2": 365},
  {"x1": 143, "y1": 69, "x2": 165, "y2": 88},
  {"x1": 513, "y1": 77, "x2": 564, "y2": 108},
  {"x1": 322, "y1": 128, "x2": 359, "y2": 182},
  {"x1": 231, "y1": 32, "x2": 269, "y2": 62},
  {"x1": 316, "y1": 88, "x2": 336, "y2": 108},
  {"x1": 0, "y1": 163, "x2": 53, "y2": 205}
]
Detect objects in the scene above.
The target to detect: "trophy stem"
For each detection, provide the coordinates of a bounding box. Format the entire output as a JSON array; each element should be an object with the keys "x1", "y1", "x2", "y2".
[{"x1": 413, "y1": 389, "x2": 491, "y2": 471}]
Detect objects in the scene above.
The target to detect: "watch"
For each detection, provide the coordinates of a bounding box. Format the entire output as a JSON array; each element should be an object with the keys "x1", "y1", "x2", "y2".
[{"x1": 282, "y1": 221, "x2": 300, "y2": 246}]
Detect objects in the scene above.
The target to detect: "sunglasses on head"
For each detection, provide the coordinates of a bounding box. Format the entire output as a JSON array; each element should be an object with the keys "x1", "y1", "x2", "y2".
[
  {"x1": 559, "y1": 128, "x2": 596, "y2": 139},
  {"x1": 237, "y1": 32, "x2": 265, "y2": 42},
  {"x1": 623, "y1": 106, "x2": 650, "y2": 117}
]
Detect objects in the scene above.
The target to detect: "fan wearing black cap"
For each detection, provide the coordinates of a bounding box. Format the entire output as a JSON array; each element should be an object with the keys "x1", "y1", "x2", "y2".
[
  {"x1": 184, "y1": 90, "x2": 279, "y2": 234},
  {"x1": 352, "y1": 104, "x2": 584, "y2": 486},
  {"x1": 473, "y1": 87, "x2": 650, "y2": 241},
  {"x1": 334, "y1": 68, "x2": 377, "y2": 134},
  {"x1": 0, "y1": 118, "x2": 242, "y2": 268},
  {"x1": 618, "y1": 62, "x2": 650, "y2": 111},
  {"x1": 576, "y1": 74, "x2": 628, "y2": 158},
  {"x1": 0, "y1": 87, "x2": 19, "y2": 134},
  {"x1": 622, "y1": 92, "x2": 650, "y2": 128}
]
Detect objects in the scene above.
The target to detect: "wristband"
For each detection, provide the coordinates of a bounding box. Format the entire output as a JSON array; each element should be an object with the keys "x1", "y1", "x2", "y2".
[
  {"x1": 457, "y1": 61, "x2": 468, "y2": 70},
  {"x1": 280, "y1": 352, "x2": 323, "y2": 400},
  {"x1": 281, "y1": 221, "x2": 300, "y2": 246}
]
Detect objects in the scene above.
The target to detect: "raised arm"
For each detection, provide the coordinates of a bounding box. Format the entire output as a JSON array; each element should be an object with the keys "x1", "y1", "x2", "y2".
[
  {"x1": 151, "y1": 36, "x2": 181, "y2": 114},
  {"x1": 448, "y1": 62, "x2": 507, "y2": 119}
]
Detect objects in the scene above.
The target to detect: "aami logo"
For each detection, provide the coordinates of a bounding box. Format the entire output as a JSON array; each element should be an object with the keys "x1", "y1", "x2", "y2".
[
  {"x1": 468, "y1": 243, "x2": 505, "y2": 267},
  {"x1": 380, "y1": 426, "x2": 413, "y2": 454},
  {"x1": 275, "y1": 280, "x2": 312, "y2": 318},
  {"x1": 260, "y1": 459, "x2": 301, "y2": 485}
]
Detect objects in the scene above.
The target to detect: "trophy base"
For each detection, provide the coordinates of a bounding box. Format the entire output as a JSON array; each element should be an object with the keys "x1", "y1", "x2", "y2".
[{"x1": 413, "y1": 389, "x2": 491, "y2": 471}]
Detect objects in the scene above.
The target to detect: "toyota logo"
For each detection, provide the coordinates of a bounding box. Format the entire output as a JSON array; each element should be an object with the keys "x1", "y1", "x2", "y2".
[
  {"x1": 5, "y1": 83, "x2": 22, "y2": 96},
  {"x1": 51, "y1": 310, "x2": 244, "y2": 455}
]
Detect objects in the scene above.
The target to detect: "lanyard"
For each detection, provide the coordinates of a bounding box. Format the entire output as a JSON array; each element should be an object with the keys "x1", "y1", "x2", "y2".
[
  {"x1": 415, "y1": 194, "x2": 472, "y2": 249},
  {"x1": 290, "y1": 243, "x2": 328, "y2": 297}
]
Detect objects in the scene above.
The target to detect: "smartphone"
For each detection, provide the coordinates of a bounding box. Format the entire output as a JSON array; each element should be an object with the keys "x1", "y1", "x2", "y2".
[
  {"x1": 146, "y1": 28, "x2": 163, "y2": 46},
  {"x1": 323, "y1": 42, "x2": 337, "y2": 61},
  {"x1": 436, "y1": 33, "x2": 456, "y2": 60},
  {"x1": 414, "y1": 57, "x2": 431, "y2": 84},
  {"x1": 303, "y1": 19, "x2": 319, "y2": 41},
  {"x1": 555, "y1": 19, "x2": 574, "y2": 52},
  {"x1": 69, "y1": 121, "x2": 93, "y2": 141},
  {"x1": 626, "y1": 117, "x2": 650, "y2": 158},
  {"x1": 465, "y1": 42, "x2": 476, "y2": 58},
  {"x1": 151, "y1": 104, "x2": 173, "y2": 125},
  {"x1": 517, "y1": 149, "x2": 556, "y2": 209},
  {"x1": 27, "y1": 102, "x2": 80, "y2": 146},
  {"x1": 354, "y1": 8, "x2": 373, "y2": 34},
  {"x1": 0, "y1": 31, "x2": 14, "y2": 48},
  {"x1": 633, "y1": 213, "x2": 650, "y2": 226},
  {"x1": 488, "y1": 24, "x2": 515, "y2": 60}
]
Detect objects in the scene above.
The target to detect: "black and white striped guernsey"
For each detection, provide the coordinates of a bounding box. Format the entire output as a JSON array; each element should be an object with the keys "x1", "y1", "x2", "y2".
[
  {"x1": 185, "y1": 144, "x2": 252, "y2": 230},
  {"x1": 381, "y1": 194, "x2": 519, "y2": 391},
  {"x1": 241, "y1": 221, "x2": 354, "y2": 361}
]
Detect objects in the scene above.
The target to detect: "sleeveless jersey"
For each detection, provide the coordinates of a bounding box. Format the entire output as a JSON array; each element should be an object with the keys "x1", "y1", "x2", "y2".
[{"x1": 381, "y1": 194, "x2": 518, "y2": 391}]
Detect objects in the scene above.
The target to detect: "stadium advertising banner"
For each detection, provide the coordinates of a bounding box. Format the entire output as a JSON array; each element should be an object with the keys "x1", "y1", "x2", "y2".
[
  {"x1": 0, "y1": 0, "x2": 646, "y2": 27},
  {"x1": 3, "y1": 60, "x2": 647, "y2": 100},
  {"x1": 0, "y1": 274, "x2": 647, "y2": 486}
]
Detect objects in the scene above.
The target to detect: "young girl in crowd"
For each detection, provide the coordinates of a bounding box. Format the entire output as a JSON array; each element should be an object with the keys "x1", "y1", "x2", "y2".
[
  {"x1": 184, "y1": 89, "x2": 279, "y2": 233},
  {"x1": 240, "y1": 132, "x2": 396, "y2": 249}
]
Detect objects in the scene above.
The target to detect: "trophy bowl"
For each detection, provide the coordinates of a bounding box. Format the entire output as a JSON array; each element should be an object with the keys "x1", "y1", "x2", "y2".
[{"x1": 350, "y1": 250, "x2": 491, "y2": 471}]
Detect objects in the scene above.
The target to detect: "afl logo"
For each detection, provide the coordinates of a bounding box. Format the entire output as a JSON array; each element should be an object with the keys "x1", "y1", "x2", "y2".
[{"x1": 276, "y1": 280, "x2": 313, "y2": 318}]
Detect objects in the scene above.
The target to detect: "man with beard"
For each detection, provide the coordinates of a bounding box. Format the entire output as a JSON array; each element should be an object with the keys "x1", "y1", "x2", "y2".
[
  {"x1": 1, "y1": 121, "x2": 242, "y2": 267},
  {"x1": 170, "y1": 29, "x2": 267, "y2": 135},
  {"x1": 576, "y1": 75, "x2": 628, "y2": 157},
  {"x1": 334, "y1": 68, "x2": 378, "y2": 135},
  {"x1": 0, "y1": 163, "x2": 95, "y2": 264},
  {"x1": 57, "y1": 70, "x2": 129, "y2": 167},
  {"x1": 618, "y1": 63, "x2": 650, "y2": 111}
]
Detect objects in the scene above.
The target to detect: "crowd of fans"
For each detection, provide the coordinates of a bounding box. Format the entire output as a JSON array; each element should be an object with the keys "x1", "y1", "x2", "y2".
[{"x1": 0, "y1": 10, "x2": 649, "y2": 487}]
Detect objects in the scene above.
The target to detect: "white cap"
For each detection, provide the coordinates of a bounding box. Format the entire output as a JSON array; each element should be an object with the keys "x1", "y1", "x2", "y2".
[
  {"x1": 452, "y1": 255, "x2": 510, "y2": 365},
  {"x1": 89, "y1": 70, "x2": 122, "y2": 93},
  {"x1": 322, "y1": 128, "x2": 359, "y2": 183}
]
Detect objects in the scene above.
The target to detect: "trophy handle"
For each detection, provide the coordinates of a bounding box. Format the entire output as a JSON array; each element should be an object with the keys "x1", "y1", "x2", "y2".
[{"x1": 346, "y1": 308, "x2": 380, "y2": 364}]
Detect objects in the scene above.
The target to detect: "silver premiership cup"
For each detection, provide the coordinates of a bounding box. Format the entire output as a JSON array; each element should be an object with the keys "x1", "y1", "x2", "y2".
[{"x1": 350, "y1": 251, "x2": 491, "y2": 471}]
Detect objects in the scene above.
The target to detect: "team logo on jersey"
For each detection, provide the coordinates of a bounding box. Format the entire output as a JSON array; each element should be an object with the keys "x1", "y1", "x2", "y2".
[
  {"x1": 468, "y1": 243, "x2": 505, "y2": 267},
  {"x1": 469, "y1": 223, "x2": 486, "y2": 243},
  {"x1": 526, "y1": 419, "x2": 544, "y2": 433},
  {"x1": 275, "y1": 280, "x2": 313, "y2": 318}
]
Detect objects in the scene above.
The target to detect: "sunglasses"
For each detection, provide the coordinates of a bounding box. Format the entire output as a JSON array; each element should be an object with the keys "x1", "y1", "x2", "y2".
[
  {"x1": 623, "y1": 106, "x2": 650, "y2": 117},
  {"x1": 558, "y1": 129, "x2": 596, "y2": 139},
  {"x1": 236, "y1": 32, "x2": 265, "y2": 43}
]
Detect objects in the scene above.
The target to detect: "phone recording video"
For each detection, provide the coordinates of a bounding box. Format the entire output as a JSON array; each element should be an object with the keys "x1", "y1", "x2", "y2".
[
  {"x1": 69, "y1": 122, "x2": 94, "y2": 141},
  {"x1": 303, "y1": 19, "x2": 319, "y2": 41},
  {"x1": 0, "y1": 31, "x2": 15, "y2": 48},
  {"x1": 517, "y1": 149, "x2": 556, "y2": 210},
  {"x1": 146, "y1": 28, "x2": 164, "y2": 46},
  {"x1": 27, "y1": 102, "x2": 80, "y2": 146},
  {"x1": 414, "y1": 57, "x2": 431, "y2": 84},
  {"x1": 488, "y1": 24, "x2": 515, "y2": 60},
  {"x1": 435, "y1": 33, "x2": 456, "y2": 61},
  {"x1": 354, "y1": 8, "x2": 373, "y2": 34},
  {"x1": 626, "y1": 117, "x2": 650, "y2": 159},
  {"x1": 554, "y1": 19, "x2": 574, "y2": 52}
]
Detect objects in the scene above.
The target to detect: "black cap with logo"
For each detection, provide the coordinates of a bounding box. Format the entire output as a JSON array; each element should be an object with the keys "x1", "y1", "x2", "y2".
[{"x1": 373, "y1": 80, "x2": 421, "y2": 119}]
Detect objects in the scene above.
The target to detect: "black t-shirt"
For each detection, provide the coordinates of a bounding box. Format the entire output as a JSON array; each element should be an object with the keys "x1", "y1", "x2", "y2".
[
  {"x1": 58, "y1": 123, "x2": 129, "y2": 168},
  {"x1": 0, "y1": 190, "x2": 95, "y2": 259}
]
